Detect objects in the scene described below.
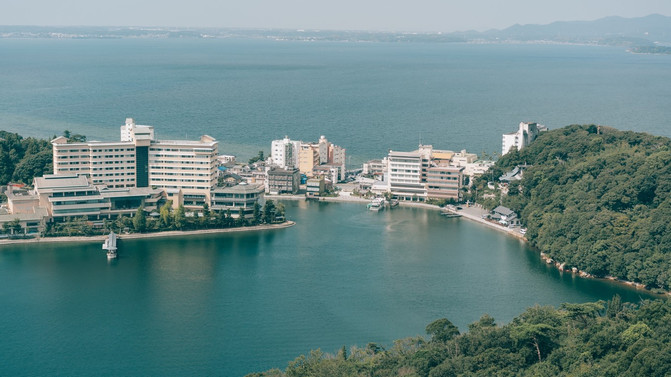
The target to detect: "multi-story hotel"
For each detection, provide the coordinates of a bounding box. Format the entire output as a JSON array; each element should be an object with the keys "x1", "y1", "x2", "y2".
[
  {"x1": 51, "y1": 118, "x2": 218, "y2": 208},
  {"x1": 386, "y1": 145, "x2": 464, "y2": 202}
]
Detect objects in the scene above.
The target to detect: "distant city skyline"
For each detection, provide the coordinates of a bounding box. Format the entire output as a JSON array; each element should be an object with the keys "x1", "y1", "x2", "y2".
[{"x1": 4, "y1": 0, "x2": 671, "y2": 33}]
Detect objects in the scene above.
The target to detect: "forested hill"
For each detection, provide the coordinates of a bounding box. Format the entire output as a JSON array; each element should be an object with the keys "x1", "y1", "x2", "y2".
[
  {"x1": 250, "y1": 298, "x2": 671, "y2": 376},
  {"x1": 477, "y1": 125, "x2": 671, "y2": 291}
]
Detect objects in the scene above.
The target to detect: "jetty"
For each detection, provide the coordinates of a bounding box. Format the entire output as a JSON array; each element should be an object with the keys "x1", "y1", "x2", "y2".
[{"x1": 102, "y1": 232, "x2": 118, "y2": 259}]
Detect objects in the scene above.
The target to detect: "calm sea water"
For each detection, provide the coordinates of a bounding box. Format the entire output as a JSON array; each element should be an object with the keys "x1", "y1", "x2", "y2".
[
  {"x1": 0, "y1": 203, "x2": 657, "y2": 376},
  {"x1": 0, "y1": 39, "x2": 670, "y2": 375},
  {"x1": 1, "y1": 39, "x2": 670, "y2": 164}
]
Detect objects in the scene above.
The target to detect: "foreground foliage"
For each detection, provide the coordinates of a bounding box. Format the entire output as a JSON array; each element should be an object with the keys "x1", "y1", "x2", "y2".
[
  {"x1": 474, "y1": 125, "x2": 671, "y2": 291},
  {"x1": 249, "y1": 297, "x2": 671, "y2": 377}
]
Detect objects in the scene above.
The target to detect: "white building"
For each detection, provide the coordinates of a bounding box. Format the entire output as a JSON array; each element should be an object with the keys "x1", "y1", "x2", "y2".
[
  {"x1": 51, "y1": 118, "x2": 218, "y2": 208},
  {"x1": 271, "y1": 136, "x2": 301, "y2": 169},
  {"x1": 502, "y1": 122, "x2": 547, "y2": 155},
  {"x1": 387, "y1": 150, "x2": 426, "y2": 200}
]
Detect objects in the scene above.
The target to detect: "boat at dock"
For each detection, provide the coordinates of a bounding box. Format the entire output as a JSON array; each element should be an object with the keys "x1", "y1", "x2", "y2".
[
  {"x1": 102, "y1": 232, "x2": 118, "y2": 259},
  {"x1": 367, "y1": 197, "x2": 385, "y2": 211},
  {"x1": 440, "y1": 208, "x2": 462, "y2": 218}
]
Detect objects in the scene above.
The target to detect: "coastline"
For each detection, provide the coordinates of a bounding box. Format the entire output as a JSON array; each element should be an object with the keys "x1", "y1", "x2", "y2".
[{"x1": 0, "y1": 221, "x2": 295, "y2": 246}]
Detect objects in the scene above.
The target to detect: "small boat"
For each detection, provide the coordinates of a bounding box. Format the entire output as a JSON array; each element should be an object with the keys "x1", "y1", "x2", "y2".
[
  {"x1": 367, "y1": 197, "x2": 385, "y2": 211},
  {"x1": 102, "y1": 232, "x2": 118, "y2": 259}
]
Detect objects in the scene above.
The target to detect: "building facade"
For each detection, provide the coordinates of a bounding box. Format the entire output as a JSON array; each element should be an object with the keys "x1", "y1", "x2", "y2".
[
  {"x1": 502, "y1": 122, "x2": 547, "y2": 155},
  {"x1": 271, "y1": 136, "x2": 301, "y2": 169},
  {"x1": 266, "y1": 167, "x2": 300, "y2": 194},
  {"x1": 211, "y1": 183, "x2": 265, "y2": 218},
  {"x1": 51, "y1": 118, "x2": 218, "y2": 208}
]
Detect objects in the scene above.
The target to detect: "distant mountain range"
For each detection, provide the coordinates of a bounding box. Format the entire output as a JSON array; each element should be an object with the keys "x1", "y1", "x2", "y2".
[{"x1": 1, "y1": 14, "x2": 670, "y2": 52}]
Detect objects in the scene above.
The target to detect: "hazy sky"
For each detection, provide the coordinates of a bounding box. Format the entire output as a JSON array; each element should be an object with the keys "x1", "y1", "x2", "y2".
[{"x1": 4, "y1": 0, "x2": 671, "y2": 32}]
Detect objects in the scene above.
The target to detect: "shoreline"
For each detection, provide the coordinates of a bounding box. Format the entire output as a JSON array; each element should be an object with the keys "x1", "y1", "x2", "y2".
[
  {"x1": 2, "y1": 194, "x2": 664, "y2": 297},
  {"x1": 0, "y1": 221, "x2": 295, "y2": 246}
]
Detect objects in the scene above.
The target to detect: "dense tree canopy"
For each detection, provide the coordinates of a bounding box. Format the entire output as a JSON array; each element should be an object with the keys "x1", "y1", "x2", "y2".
[
  {"x1": 0, "y1": 130, "x2": 53, "y2": 185},
  {"x1": 250, "y1": 297, "x2": 671, "y2": 377},
  {"x1": 473, "y1": 125, "x2": 671, "y2": 291}
]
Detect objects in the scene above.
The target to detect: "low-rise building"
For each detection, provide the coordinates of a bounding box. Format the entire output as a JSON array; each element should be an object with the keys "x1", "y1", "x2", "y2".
[
  {"x1": 34, "y1": 174, "x2": 110, "y2": 222},
  {"x1": 306, "y1": 177, "x2": 325, "y2": 197},
  {"x1": 266, "y1": 167, "x2": 300, "y2": 194},
  {"x1": 491, "y1": 206, "x2": 519, "y2": 226},
  {"x1": 211, "y1": 183, "x2": 265, "y2": 218}
]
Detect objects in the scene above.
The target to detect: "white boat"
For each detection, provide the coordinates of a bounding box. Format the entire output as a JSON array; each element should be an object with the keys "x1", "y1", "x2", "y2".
[
  {"x1": 102, "y1": 232, "x2": 118, "y2": 259},
  {"x1": 367, "y1": 197, "x2": 385, "y2": 211}
]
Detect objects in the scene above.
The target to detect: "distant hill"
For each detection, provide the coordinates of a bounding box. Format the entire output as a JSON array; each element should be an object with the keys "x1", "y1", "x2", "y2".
[
  {"x1": 476, "y1": 14, "x2": 671, "y2": 47},
  {"x1": 1, "y1": 14, "x2": 670, "y2": 51}
]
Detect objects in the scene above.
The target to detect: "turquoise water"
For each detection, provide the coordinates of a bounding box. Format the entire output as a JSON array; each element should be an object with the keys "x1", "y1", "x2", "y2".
[
  {"x1": 0, "y1": 203, "x2": 657, "y2": 375},
  {"x1": 1, "y1": 39, "x2": 670, "y2": 375},
  {"x1": 1, "y1": 39, "x2": 670, "y2": 164}
]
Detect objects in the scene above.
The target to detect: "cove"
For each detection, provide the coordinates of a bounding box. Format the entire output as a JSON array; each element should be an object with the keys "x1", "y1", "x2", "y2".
[{"x1": 0, "y1": 201, "x2": 657, "y2": 376}]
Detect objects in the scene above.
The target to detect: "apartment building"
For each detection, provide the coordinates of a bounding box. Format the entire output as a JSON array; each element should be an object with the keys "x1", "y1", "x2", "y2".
[
  {"x1": 271, "y1": 136, "x2": 301, "y2": 169},
  {"x1": 274, "y1": 135, "x2": 346, "y2": 181},
  {"x1": 51, "y1": 118, "x2": 218, "y2": 208}
]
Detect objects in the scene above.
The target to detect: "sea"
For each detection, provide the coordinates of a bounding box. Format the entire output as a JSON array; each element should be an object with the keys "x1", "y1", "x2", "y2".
[{"x1": 0, "y1": 38, "x2": 670, "y2": 376}]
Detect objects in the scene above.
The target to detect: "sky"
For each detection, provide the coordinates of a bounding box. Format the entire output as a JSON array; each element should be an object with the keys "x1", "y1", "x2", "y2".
[{"x1": 3, "y1": 0, "x2": 671, "y2": 32}]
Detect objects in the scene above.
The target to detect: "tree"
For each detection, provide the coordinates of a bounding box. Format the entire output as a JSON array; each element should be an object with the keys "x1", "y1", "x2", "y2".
[
  {"x1": 133, "y1": 207, "x2": 146, "y2": 232},
  {"x1": 159, "y1": 201, "x2": 173, "y2": 228},
  {"x1": 276, "y1": 202, "x2": 286, "y2": 221},
  {"x1": 252, "y1": 202, "x2": 261, "y2": 225},
  {"x1": 248, "y1": 150, "x2": 266, "y2": 165},
  {"x1": 263, "y1": 200, "x2": 276, "y2": 224},
  {"x1": 174, "y1": 205, "x2": 186, "y2": 230},
  {"x1": 426, "y1": 318, "x2": 460, "y2": 343},
  {"x1": 2, "y1": 218, "x2": 22, "y2": 235},
  {"x1": 511, "y1": 323, "x2": 558, "y2": 363}
]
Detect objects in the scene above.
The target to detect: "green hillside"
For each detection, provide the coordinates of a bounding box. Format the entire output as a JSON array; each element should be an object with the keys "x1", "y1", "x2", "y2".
[
  {"x1": 250, "y1": 298, "x2": 671, "y2": 376},
  {"x1": 475, "y1": 125, "x2": 671, "y2": 291}
]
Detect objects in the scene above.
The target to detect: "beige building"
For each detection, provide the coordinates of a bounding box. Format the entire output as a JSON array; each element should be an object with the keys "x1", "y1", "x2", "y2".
[
  {"x1": 51, "y1": 118, "x2": 218, "y2": 208},
  {"x1": 386, "y1": 145, "x2": 464, "y2": 202}
]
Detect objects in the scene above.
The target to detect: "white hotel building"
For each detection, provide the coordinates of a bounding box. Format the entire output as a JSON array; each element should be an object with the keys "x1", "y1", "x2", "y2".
[{"x1": 51, "y1": 118, "x2": 218, "y2": 208}]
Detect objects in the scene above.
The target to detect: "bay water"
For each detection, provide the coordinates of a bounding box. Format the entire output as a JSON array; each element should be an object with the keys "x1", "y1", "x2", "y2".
[
  {"x1": 0, "y1": 38, "x2": 669, "y2": 375},
  {"x1": 0, "y1": 202, "x2": 656, "y2": 375}
]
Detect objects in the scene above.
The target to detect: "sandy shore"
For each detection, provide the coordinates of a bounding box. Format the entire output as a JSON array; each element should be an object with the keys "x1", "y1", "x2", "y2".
[{"x1": 0, "y1": 221, "x2": 295, "y2": 246}]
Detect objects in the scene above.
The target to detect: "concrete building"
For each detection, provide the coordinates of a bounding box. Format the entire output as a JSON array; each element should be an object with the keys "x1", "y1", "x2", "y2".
[
  {"x1": 298, "y1": 143, "x2": 320, "y2": 176},
  {"x1": 266, "y1": 167, "x2": 300, "y2": 195},
  {"x1": 274, "y1": 135, "x2": 347, "y2": 181},
  {"x1": 306, "y1": 177, "x2": 325, "y2": 198},
  {"x1": 386, "y1": 145, "x2": 465, "y2": 202},
  {"x1": 148, "y1": 135, "x2": 218, "y2": 208},
  {"x1": 387, "y1": 150, "x2": 426, "y2": 201},
  {"x1": 502, "y1": 122, "x2": 547, "y2": 155},
  {"x1": 425, "y1": 165, "x2": 464, "y2": 201},
  {"x1": 51, "y1": 118, "x2": 218, "y2": 208},
  {"x1": 211, "y1": 183, "x2": 265, "y2": 218},
  {"x1": 33, "y1": 174, "x2": 110, "y2": 221},
  {"x1": 271, "y1": 136, "x2": 300, "y2": 169}
]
